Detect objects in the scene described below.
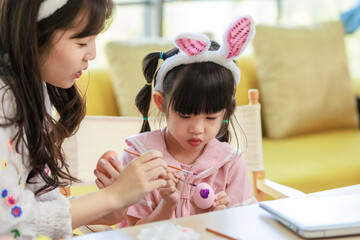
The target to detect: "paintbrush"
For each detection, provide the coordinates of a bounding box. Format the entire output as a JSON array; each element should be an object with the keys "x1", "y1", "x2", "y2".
[
  {"x1": 123, "y1": 148, "x2": 199, "y2": 175},
  {"x1": 123, "y1": 148, "x2": 198, "y2": 187}
]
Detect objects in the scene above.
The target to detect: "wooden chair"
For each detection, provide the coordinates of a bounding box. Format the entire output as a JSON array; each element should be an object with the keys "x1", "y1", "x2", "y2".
[
  {"x1": 62, "y1": 88, "x2": 304, "y2": 233},
  {"x1": 234, "y1": 89, "x2": 305, "y2": 201}
]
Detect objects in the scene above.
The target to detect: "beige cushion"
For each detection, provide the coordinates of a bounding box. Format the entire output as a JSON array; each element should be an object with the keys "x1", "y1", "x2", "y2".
[
  {"x1": 253, "y1": 21, "x2": 359, "y2": 138},
  {"x1": 105, "y1": 39, "x2": 173, "y2": 116}
]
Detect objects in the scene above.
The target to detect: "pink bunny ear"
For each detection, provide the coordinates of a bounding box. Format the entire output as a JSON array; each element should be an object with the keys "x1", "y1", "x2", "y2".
[
  {"x1": 224, "y1": 16, "x2": 255, "y2": 59},
  {"x1": 174, "y1": 33, "x2": 210, "y2": 56}
]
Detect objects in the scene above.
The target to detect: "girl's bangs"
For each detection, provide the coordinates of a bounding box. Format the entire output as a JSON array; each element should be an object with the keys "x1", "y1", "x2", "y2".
[{"x1": 167, "y1": 62, "x2": 234, "y2": 115}]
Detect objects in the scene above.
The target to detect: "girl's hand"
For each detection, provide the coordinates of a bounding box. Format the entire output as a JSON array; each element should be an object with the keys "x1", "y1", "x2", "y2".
[
  {"x1": 191, "y1": 191, "x2": 230, "y2": 214},
  {"x1": 106, "y1": 150, "x2": 167, "y2": 210},
  {"x1": 212, "y1": 191, "x2": 230, "y2": 211},
  {"x1": 159, "y1": 170, "x2": 183, "y2": 207}
]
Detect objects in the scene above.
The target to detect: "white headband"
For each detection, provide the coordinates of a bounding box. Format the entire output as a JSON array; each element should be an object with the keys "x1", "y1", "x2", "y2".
[
  {"x1": 155, "y1": 15, "x2": 255, "y2": 92},
  {"x1": 38, "y1": 0, "x2": 69, "y2": 22}
]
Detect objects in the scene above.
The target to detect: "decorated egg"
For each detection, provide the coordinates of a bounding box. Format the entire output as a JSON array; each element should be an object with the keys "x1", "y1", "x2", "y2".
[
  {"x1": 193, "y1": 182, "x2": 214, "y2": 209},
  {"x1": 96, "y1": 150, "x2": 118, "y2": 178}
]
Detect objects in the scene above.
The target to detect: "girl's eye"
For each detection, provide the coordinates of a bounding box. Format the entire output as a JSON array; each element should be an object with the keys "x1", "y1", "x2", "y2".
[
  {"x1": 206, "y1": 117, "x2": 217, "y2": 120},
  {"x1": 179, "y1": 114, "x2": 190, "y2": 119},
  {"x1": 78, "y1": 43, "x2": 87, "y2": 47}
]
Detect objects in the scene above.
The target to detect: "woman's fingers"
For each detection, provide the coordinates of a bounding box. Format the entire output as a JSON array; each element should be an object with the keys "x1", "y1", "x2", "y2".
[
  {"x1": 134, "y1": 151, "x2": 168, "y2": 172},
  {"x1": 109, "y1": 155, "x2": 124, "y2": 172},
  {"x1": 96, "y1": 158, "x2": 121, "y2": 179},
  {"x1": 135, "y1": 150, "x2": 164, "y2": 164},
  {"x1": 128, "y1": 153, "x2": 167, "y2": 180},
  {"x1": 140, "y1": 158, "x2": 168, "y2": 174},
  {"x1": 95, "y1": 178, "x2": 106, "y2": 189},
  {"x1": 144, "y1": 164, "x2": 168, "y2": 181},
  {"x1": 105, "y1": 150, "x2": 169, "y2": 209},
  {"x1": 94, "y1": 169, "x2": 114, "y2": 187}
]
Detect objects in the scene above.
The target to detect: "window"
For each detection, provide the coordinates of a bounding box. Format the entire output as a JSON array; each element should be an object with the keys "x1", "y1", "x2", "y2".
[{"x1": 93, "y1": 0, "x2": 360, "y2": 79}]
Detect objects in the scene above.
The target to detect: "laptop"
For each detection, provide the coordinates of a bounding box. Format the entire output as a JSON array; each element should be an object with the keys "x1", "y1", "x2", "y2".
[{"x1": 259, "y1": 193, "x2": 360, "y2": 238}]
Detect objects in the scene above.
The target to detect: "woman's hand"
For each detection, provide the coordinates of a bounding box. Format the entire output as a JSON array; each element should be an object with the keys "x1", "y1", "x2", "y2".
[
  {"x1": 71, "y1": 151, "x2": 166, "y2": 228},
  {"x1": 94, "y1": 153, "x2": 123, "y2": 188},
  {"x1": 105, "y1": 150, "x2": 167, "y2": 210},
  {"x1": 92, "y1": 150, "x2": 167, "y2": 225},
  {"x1": 93, "y1": 151, "x2": 126, "y2": 225}
]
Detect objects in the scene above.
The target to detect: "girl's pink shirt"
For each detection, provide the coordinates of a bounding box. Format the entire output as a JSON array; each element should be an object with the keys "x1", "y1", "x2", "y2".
[{"x1": 121, "y1": 128, "x2": 256, "y2": 220}]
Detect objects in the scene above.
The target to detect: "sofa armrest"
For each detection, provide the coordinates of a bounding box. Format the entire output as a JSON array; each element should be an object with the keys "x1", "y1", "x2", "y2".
[
  {"x1": 77, "y1": 69, "x2": 119, "y2": 116},
  {"x1": 257, "y1": 178, "x2": 306, "y2": 199}
]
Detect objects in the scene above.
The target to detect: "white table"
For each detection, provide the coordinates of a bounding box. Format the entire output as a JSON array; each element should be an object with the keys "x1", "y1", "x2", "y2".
[{"x1": 73, "y1": 185, "x2": 360, "y2": 240}]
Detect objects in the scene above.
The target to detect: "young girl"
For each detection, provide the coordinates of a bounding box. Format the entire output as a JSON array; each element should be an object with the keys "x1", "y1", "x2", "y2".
[
  {"x1": 95, "y1": 16, "x2": 258, "y2": 226},
  {"x1": 0, "y1": 1, "x2": 167, "y2": 239}
]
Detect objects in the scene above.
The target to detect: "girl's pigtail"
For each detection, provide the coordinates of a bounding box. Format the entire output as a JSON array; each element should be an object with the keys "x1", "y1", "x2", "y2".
[
  {"x1": 135, "y1": 52, "x2": 162, "y2": 133},
  {"x1": 216, "y1": 99, "x2": 236, "y2": 143},
  {"x1": 217, "y1": 119, "x2": 231, "y2": 143}
]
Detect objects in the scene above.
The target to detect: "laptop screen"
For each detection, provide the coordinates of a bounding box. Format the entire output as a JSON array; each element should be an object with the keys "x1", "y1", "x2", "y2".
[{"x1": 259, "y1": 194, "x2": 360, "y2": 238}]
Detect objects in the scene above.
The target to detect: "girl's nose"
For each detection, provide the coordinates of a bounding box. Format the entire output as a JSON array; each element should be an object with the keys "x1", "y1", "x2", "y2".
[{"x1": 189, "y1": 120, "x2": 204, "y2": 134}]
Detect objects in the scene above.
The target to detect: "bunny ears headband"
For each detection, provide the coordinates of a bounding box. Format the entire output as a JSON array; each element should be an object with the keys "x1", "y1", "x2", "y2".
[
  {"x1": 38, "y1": 0, "x2": 68, "y2": 21},
  {"x1": 155, "y1": 15, "x2": 255, "y2": 92}
]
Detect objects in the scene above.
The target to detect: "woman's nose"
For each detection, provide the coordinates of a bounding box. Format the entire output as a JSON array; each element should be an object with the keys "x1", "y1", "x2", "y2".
[{"x1": 84, "y1": 39, "x2": 96, "y2": 61}]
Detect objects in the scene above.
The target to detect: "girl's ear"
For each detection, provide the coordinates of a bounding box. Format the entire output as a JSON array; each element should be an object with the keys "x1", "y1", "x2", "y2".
[{"x1": 153, "y1": 91, "x2": 165, "y2": 112}]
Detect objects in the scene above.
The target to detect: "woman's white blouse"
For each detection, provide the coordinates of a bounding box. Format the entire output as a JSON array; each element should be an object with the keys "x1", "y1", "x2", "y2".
[{"x1": 0, "y1": 80, "x2": 72, "y2": 239}]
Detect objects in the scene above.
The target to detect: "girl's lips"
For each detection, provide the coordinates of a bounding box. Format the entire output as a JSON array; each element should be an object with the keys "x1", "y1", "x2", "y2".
[{"x1": 187, "y1": 138, "x2": 202, "y2": 147}]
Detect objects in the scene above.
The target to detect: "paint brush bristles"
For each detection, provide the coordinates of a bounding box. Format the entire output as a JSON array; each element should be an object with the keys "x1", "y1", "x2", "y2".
[
  {"x1": 123, "y1": 149, "x2": 199, "y2": 176},
  {"x1": 179, "y1": 178, "x2": 197, "y2": 187}
]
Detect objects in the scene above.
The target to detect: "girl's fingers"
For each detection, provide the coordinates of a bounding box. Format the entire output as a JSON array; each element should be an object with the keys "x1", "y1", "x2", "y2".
[
  {"x1": 215, "y1": 191, "x2": 227, "y2": 200},
  {"x1": 216, "y1": 196, "x2": 230, "y2": 206},
  {"x1": 160, "y1": 185, "x2": 176, "y2": 195},
  {"x1": 167, "y1": 171, "x2": 180, "y2": 183},
  {"x1": 213, "y1": 205, "x2": 227, "y2": 211},
  {"x1": 147, "y1": 178, "x2": 167, "y2": 191},
  {"x1": 215, "y1": 191, "x2": 230, "y2": 206},
  {"x1": 171, "y1": 170, "x2": 184, "y2": 180}
]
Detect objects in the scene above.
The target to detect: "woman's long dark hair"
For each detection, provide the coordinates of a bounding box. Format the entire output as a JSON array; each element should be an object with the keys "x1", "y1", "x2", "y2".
[
  {"x1": 0, "y1": 0, "x2": 113, "y2": 195},
  {"x1": 136, "y1": 42, "x2": 238, "y2": 144}
]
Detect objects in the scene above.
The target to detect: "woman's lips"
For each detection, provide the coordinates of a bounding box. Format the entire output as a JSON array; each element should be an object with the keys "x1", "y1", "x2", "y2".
[
  {"x1": 187, "y1": 138, "x2": 202, "y2": 146},
  {"x1": 75, "y1": 71, "x2": 82, "y2": 79}
]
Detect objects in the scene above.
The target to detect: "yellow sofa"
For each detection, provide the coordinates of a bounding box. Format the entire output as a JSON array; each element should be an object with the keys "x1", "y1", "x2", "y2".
[
  {"x1": 76, "y1": 54, "x2": 360, "y2": 194},
  {"x1": 76, "y1": 21, "x2": 360, "y2": 194}
]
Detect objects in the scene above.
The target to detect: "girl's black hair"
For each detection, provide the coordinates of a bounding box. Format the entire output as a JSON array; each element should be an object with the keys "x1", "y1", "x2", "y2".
[
  {"x1": 136, "y1": 41, "x2": 239, "y2": 144},
  {"x1": 0, "y1": 0, "x2": 114, "y2": 195}
]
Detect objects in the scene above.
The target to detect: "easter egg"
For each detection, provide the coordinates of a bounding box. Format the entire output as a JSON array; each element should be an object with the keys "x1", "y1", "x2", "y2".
[
  {"x1": 96, "y1": 150, "x2": 118, "y2": 178},
  {"x1": 193, "y1": 182, "x2": 214, "y2": 209}
]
